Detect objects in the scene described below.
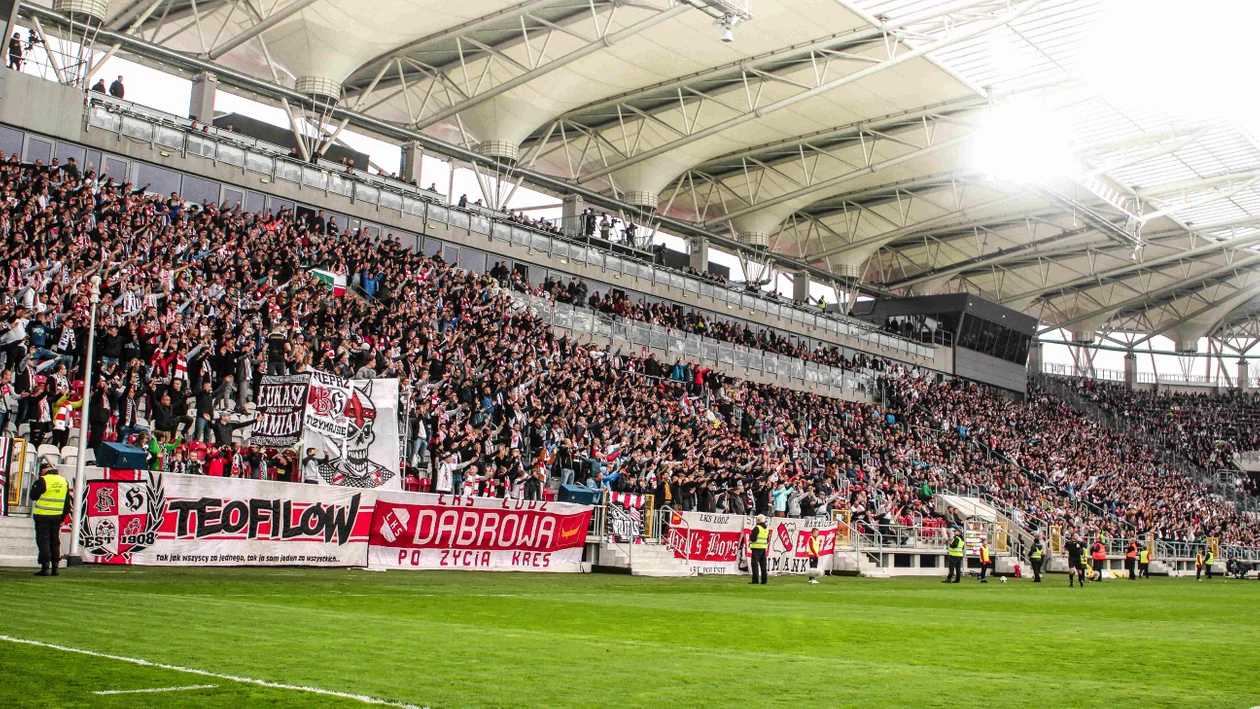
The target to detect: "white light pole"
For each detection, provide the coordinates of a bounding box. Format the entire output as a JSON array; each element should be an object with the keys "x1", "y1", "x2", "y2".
[{"x1": 67, "y1": 275, "x2": 100, "y2": 559}]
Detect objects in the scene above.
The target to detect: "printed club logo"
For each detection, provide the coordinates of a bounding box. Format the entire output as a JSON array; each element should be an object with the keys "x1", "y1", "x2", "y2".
[{"x1": 79, "y1": 474, "x2": 167, "y2": 562}]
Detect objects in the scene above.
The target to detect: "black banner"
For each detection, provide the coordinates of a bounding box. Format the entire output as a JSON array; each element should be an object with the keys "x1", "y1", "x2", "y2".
[{"x1": 247, "y1": 374, "x2": 310, "y2": 447}]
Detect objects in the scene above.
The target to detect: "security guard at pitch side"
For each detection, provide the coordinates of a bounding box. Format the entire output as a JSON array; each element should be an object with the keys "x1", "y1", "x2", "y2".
[
  {"x1": 1027, "y1": 534, "x2": 1045, "y2": 583},
  {"x1": 944, "y1": 529, "x2": 964, "y2": 583},
  {"x1": 748, "y1": 514, "x2": 769, "y2": 585},
  {"x1": 30, "y1": 463, "x2": 71, "y2": 576}
]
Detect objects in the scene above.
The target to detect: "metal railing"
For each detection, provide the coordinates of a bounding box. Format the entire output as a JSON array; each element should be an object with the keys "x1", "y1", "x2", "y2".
[
  {"x1": 510, "y1": 290, "x2": 876, "y2": 395},
  {"x1": 79, "y1": 93, "x2": 939, "y2": 365}
]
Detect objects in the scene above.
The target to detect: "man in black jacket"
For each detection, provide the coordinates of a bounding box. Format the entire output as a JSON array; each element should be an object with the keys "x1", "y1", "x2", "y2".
[
  {"x1": 109, "y1": 75, "x2": 125, "y2": 98},
  {"x1": 193, "y1": 380, "x2": 215, "y2": 443},
  {"x1": 211, "y1": 413, "x2": 254, "y2": 446}
]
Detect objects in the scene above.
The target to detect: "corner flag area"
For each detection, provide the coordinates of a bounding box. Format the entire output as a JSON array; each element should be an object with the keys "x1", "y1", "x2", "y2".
[{"x1": 1, "y1": 568, "x2": 1256, "y2": 709}]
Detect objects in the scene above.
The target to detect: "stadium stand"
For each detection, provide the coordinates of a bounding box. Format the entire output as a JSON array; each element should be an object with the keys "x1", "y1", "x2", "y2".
[{"x1": 1, "y1": 152, "x2": 1255, "y2": 549}]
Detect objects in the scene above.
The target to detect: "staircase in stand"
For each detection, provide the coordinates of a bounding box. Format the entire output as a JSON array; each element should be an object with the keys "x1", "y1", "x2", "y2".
[
  {"x1": 0, "y1": 515, "x2": 39, "y2": 568},
  {"x1": 600, "y1": 541, "x2": 695, "y2": 577}
]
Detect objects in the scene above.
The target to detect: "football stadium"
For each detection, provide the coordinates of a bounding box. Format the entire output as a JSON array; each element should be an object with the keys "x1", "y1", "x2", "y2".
[{"x1": 1, "y1": 0, "x2": 1259, "y2": 707}]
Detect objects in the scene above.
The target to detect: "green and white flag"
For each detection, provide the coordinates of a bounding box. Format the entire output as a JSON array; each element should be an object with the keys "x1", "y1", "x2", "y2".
[{"x1": 310, "y1": 268, "x2": 346, "y2": 296}]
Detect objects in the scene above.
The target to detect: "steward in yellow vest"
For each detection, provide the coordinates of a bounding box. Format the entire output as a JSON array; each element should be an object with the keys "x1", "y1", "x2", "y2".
[
  {"x1": 1137, "y1": 548, "x2": 1151, "y2": 579},
  {"x1": 30, "y1": 464, "x2": 70, "y2": 577},
  {"x1": 748, "y1": 515, "x2": 769, "y2": 585}
]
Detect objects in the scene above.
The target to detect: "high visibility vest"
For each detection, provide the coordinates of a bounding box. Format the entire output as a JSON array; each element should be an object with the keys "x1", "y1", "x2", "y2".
[
  {"x1": 1030, "y1": 544, "x2": 1043, "y2": 560},
  {"x1": 1195, "y1": 552, "x2": 1203, "y2": 567},
  {"x1": 33, "y1": 474, "x2": 69, "y2": 516},
  {"x1": 749, "y1": 524, "x2": 769, "y2": 550},
  {"x1": 1139, "y1": 549, "x2": 1150, "y2": 564},
  {"x1": 947, "y1": 536, "x2": 964, "y2": 557},
  {"x1": 1126, "y1": 544, "x2": 1136, "y2": 559},
  {"x1": 1205, "y1": 551, "x2": 1214, "y2": 566},
  {"x1": 807, "y1": 536, "x2": 820, "y2": 558},
  {"x1": 979, "y1": 546, "x2": 990, "y2": 564},
  {"x1": 1091, "y1": 544, "x2": 1106, "y2": 561}
]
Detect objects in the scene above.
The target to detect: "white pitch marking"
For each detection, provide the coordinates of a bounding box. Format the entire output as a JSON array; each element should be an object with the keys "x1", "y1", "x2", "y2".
[
  {"x1": 94, "y1": 684, "x2": 219, "y2": 695},
  {"x1": 0, "y1": 636, "x2": 425, "y2": 709}
]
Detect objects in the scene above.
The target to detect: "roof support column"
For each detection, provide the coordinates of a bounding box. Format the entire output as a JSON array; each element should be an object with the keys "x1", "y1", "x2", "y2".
[
  {"x1": 1124, "y1": 350, "x2": 1137, "y2": 390},
  {"x1": 792, "y1": 270, "x2": 811, "y2": 304},
  {"x1": 688, "y1": 236, "x2": 709, "y2": 273},
  {"x1": 400, "y1": 141, "x2": 424, "y2": 186},
  {"x1": 189, "y1": 71, "x2": 217, "y2": 123},
  {"x1": 1027, "y1": 340, "x2": 1043, "y2": 376}
]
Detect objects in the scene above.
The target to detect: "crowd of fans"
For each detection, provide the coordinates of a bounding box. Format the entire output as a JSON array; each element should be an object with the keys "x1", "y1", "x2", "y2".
[
  {"x1": 0, "y1": 155, "x2": 1255, "y2": 547},
  {"x1": 1056, "y1": 376, "x2": 1260, "y2": 475},
  {"x1": 887, "y1": 375, "x2": 1258, "y2": 544}
]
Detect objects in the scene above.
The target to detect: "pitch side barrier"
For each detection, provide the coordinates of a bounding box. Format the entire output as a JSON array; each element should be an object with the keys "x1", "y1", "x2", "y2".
[{"x1": 64, "y1": 470, "x2": 594, "y2": 572}]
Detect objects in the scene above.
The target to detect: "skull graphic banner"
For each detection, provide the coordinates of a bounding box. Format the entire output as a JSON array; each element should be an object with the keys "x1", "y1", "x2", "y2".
[{"x1": 304, "y1": 377, "x2": 402, "y2": 490}]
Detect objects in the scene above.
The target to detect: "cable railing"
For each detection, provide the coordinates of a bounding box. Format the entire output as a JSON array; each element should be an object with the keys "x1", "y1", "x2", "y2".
[{"x1": 77, "y1": 93, "x2": 939, "y2": 365}]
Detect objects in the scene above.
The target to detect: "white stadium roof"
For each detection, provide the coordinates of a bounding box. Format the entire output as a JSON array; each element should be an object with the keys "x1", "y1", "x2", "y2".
[{"x1": 21, "y1": 0, "x2": 1260, "y2": 346}]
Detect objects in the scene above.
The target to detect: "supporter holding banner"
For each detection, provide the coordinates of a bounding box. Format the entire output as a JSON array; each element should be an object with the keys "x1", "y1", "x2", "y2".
[
  {"x1": 368, "y1": 491, "x2": 592, "y2": 572},
  {"x1": 305, "y1": 378, "x2": 402, "y2": 490},
  {"x1": 248, "y1": 374, "x2": 311, "y2": 447},
  {"x1": 607, "y1": 492, "x2": 647, "y2": 542},
  {"x1": 78, "y1": 472, "x2": 373, "y2": 566}
]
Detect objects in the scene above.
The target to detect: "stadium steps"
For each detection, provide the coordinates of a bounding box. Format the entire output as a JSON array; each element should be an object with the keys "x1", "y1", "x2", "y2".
[
  {"x1": 600, "y1": 541, "x2": 695, "y2": 577},
  {"x1": 0, "y1": 515, "x2": 39, "y2": 568}
]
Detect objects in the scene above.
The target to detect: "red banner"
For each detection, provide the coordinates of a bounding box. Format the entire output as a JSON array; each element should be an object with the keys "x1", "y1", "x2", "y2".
[{"x1": 368, "y1": 491, "x2": 592, "y2": 572}]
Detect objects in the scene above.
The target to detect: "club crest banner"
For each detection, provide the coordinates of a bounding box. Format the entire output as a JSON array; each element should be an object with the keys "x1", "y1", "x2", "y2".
[
  {"x1": 304, "y1": 378, "x2": 401, "y2": 490},
  {"x1": 304, "y1": 370, "x2": 350, "y2": 438},
  {"x1": 368, "y1": 491, "x2": 592, "y2": 572},
  {"x1": 248, "y1": 373, "x2": 310, "y2": 447},
  {"x1": 78, "y1": 473, "x2": 373, "y2": 566}
]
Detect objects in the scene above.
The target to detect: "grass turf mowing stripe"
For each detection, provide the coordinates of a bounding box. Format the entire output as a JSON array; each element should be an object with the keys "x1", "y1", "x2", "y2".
[
  {"x1": 94, "y1": 685, "x2": 219, "y2": 695},
  {"x1": 0, "y1": 635, "x2": 425, "y2": 709}
]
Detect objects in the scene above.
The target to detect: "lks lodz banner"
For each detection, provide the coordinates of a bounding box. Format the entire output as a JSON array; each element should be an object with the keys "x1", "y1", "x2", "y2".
[
  {"x1": 304, "y1": 376, "x2": 402, "y2": 490},
  {"x1": 667, "y1": 511, "x2": 838, "y2": 576},
  {"x1": 78, "y1": 473, "x2": 373, "y2": 566},
  {"x1": 745, "y1": 516, "x2": 838, "y2": 576},
  {"x1": 367, "y1": 491, "x2": 592, "y2": 572}
]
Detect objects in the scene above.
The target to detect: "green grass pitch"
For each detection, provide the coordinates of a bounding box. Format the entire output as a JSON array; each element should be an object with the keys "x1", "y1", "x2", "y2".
[{"x1": 0, "y1": 567, "x2": 1257, "y2": 708}]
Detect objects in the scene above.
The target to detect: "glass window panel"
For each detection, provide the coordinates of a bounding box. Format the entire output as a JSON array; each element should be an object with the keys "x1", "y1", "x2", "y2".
[
  {"x1": 134, "y1": 162, "x2": 180, "y2": 195},
  {"x1": 245, "y1": 151, "x2": 271, "y2": 174},
  {"x1": 275, "y1": 161, "x2": 301, "y2": 183},
  {"x1": 379, "y1": 190, "x2": 402, "y2": 211},
  {"x1": 354, "y1": 183, "x2": 379, "y2": 204},
  {"x1": 449, "y1": 210, "x2": 470, "y2": 230},
  {"x1": 215, "y1": 143, "x2": 243, "y2": 166},
  {"x1": 303, "y1": 167, "x2": 329, "y2": 190},
  {"x1": 222, "y1": 186, "x2": 244, "y2": 209},
  {"x1": 24, "y1": 137, "x2": 53, "y2": 164},
  {"x1": 180, "y1": 174, "x2": 219, "y2": 205},
  {"x1": 245, "y1": 190, "x2": 265, "y2": 214},
  {"x1": 427, "y1": 204, "x2": 447, "y2": 223},
  {"x1": 402, "y1": 197, "x2": 425, "y2": 216},
  {"x1": 53, "y1": 142, "x2": 85, "y2": 165},
  {"x1": 88, "y1": 105, "x2": 120, "y2": 131},
  {"x1": 423, "y1": 237, "x2": 443, "y2": 257},
  {"x1": 119, "y1": 116, "x2": 153, "y2": 141},
  {"x1": 153, "y1": 125, "x2": 183, "y2": 149},
  {"x1": 0, "y1": 125, "x2": 24, "y2": 158}
]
